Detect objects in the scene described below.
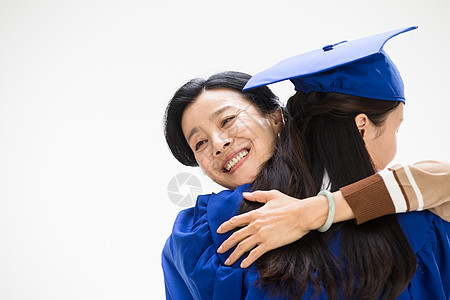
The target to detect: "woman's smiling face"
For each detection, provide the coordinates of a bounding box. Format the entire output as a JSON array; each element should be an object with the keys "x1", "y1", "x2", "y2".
[{"x1": 181, "y1": 88, "x2": 283, "y2": 190}]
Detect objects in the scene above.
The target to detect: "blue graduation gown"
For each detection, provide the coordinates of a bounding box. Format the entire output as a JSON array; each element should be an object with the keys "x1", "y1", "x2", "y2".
[{"x1": 162, "y1": 184, "x2": 450, "y2": 299}]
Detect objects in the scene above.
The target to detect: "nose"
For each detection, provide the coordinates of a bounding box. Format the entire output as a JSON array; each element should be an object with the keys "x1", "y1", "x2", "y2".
[
  {"x1": 212, "y1": 134, "x2": 231, "y2": 156},
  {"x1": 215, "y1": 141, "x2": 231, "y2": 155}
]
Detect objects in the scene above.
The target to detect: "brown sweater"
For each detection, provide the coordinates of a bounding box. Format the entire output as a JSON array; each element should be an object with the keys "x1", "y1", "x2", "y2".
[{"x1": 340, "y1": 160, "x2": 450, "y2": 224}]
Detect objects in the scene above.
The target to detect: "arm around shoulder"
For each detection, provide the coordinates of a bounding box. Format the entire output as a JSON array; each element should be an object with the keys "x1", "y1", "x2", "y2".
[
  {"x1": 403, "y1": 160, "x2": 450, "y2": 222},
  {"x1": 340, "y1": 160, "x2": 450, "y2": 224}
]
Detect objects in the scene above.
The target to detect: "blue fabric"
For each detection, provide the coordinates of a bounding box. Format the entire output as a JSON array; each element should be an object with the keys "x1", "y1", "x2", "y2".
[
  {"x1": 162, "y1": 185, "x2": 450, "y2": 299},
  {"x1": 243, "y1": 26, "x2": 418, "y2": 103}
]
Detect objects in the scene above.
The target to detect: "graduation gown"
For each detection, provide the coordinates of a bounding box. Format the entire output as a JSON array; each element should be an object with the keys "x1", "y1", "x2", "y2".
[{"x1": 162, "y1": 184, "x2": 450, "y2": 299}]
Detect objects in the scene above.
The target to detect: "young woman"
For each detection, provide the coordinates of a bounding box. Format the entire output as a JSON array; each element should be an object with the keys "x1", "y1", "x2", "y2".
[
  {"x1": 162, "y1": 27, "x2": 449, "y2": 300},
  {"x1": 231, "y1": 89, "x2": 449, "y2": 299},
  {"x1": 215, "y1": 26, "x2": 450, "y2": 269}
]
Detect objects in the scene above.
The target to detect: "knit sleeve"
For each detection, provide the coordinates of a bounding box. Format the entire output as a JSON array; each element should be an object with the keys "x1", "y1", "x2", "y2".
[{"x1": 340, "y1": 160, "x2": 450, "y2": 224}]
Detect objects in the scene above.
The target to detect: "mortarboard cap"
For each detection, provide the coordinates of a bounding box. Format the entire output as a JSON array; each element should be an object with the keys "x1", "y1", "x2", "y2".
[{"x1": 243, "y1": 26, "x2": 418, "y2": 103}]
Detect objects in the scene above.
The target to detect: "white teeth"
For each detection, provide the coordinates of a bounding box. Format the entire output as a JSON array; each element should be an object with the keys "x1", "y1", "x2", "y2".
[{"x1": 224, "y1": 150, "x2": 249, "y2": 171}]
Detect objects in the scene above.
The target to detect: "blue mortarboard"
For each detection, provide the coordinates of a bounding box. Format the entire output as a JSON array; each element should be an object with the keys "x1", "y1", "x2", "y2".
[{"x1": 243, "y1": 26, "x2": 418, "y2": 103}]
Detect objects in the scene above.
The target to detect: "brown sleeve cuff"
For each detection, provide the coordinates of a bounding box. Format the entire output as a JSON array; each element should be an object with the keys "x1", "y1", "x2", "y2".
[{"x1": 340, "y1": 174, "x2": 396, "y2": 224}]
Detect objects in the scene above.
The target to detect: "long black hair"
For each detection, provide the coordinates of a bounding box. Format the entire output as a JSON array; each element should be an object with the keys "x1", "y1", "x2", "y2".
[
  {"x1": 240, "y1": 91, "x2": 416, "y2": 299},
  {"x1": 164, "y1": 71, "x2": 281, "y2": 167}
]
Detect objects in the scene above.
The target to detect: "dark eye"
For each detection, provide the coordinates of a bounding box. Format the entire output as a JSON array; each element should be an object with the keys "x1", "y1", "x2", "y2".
[
  {"x1": 221, "y1": 116, "x2": 235, "y2": 127},
  {"x1": 195, "y1": 140, "x2": 206, "y2": 151}
]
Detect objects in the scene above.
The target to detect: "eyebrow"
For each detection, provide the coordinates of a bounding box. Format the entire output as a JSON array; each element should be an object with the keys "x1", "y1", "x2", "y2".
[
  {"x1": 187, "y1": 127, "x2": 198, "y2": 144},
  {"x1": 186, "y1": 106, "x2": 234, "y2": 143}
]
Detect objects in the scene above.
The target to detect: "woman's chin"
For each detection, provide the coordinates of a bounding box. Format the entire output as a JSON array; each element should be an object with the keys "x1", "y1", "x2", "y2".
[{"x1": 217, "y1": 177, "x2": 255, "y2": 190}]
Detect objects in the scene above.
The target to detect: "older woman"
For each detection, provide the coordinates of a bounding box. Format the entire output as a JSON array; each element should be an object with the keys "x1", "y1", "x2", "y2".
[{"x1": 162, "y1": 27, "x2": 449, "y2": 299}]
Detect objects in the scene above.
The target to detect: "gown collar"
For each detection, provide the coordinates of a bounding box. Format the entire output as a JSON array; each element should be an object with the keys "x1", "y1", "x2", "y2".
[{"x1": 207, "y1": 184, "x2": 251, "y2": 268}]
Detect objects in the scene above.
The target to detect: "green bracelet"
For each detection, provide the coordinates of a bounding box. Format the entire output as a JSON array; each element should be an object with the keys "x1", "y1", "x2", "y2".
[{"x1": 317, "y1": 190, "x2": 335, "y2": 232}]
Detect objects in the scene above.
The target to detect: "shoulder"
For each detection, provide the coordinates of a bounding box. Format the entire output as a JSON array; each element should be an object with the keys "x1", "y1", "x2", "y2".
[
  {"x1": 163, "y1": 184, "x2": 251, "y2": 265},
  {"x1": 162, "y1": 184, "x2": 253, "y2": 299},
  {"x1": 397, "y1": 211, "x2": 450, "y2": 299},
  {"x1": 168, "y1": 184, "x2": 247, "y2": 230},
  {"x1": 398, "y1": 210, "x2": 450, "y2": 253},
  {"x1": 207, "y1": 184, "x2": 251, "y2": 265}
]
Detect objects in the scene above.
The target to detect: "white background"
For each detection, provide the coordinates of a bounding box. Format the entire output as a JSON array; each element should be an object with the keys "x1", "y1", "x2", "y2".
[{"x1": 1, "y1": 0, "x2": 449, "y2": 299}]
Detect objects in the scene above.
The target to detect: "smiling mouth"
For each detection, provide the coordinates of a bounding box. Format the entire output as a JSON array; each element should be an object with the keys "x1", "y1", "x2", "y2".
[{"x1": 223, "y1": 149, "x2": 249, "y2": 172}]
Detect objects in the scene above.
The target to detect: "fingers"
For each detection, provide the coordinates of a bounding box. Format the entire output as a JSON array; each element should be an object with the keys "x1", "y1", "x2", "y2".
[
  {"x1": 217, "y1": 213, "x2": 251, "y2": 234},
  {"x1": 240, "y1": 245, "x2": 267, "y2": 268},
  {"x1": 223, "y1": 235, "x2": 259, "y2": 266},
  {"x1": 217, "y1": 225, "x2": 253, "y2": 253},
  {"x1": 217, "y1": 190, "x2": 280, "y2": 234},
  {"x1": 216, "y1": 189, "x2": 286, "y2": 268},
  {"x1": 243, "y1": 190, "x2": 279, "y2": 203}
]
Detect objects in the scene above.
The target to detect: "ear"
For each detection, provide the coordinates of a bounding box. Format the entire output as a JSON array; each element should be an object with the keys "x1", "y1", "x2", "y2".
[
  {"x1": 354, "y1": 113, "x2": 369, "y2": 138},
  {"x1": 270, "y1": 108, "x2": 284, "y2": 135}
]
